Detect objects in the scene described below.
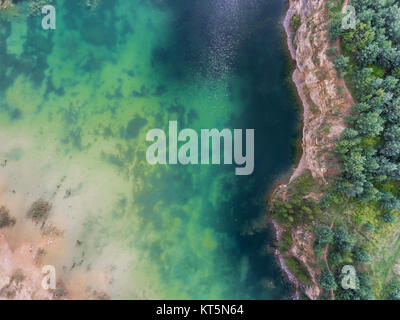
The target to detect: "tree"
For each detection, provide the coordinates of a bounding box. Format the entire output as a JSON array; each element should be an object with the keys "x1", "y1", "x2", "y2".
[
  {"x1": 342, "y1": 22, "x2": 375, "y2": 52},
  {"x1": 379, "y1": 192, "x2": 400, "y2": 211},
  {"x1": 393, "y1": 66, "x2": 400, "y2": 78},
  {"x1": 378, "y1": 44, "x2": 399, "y2": 70},
  {"x1": 328, "y1": 15, "x2": 343, "y2": 41},
  {"x1": 334, "y1": 55, "x2": 349, "y2": 78},
  {"x1": 355, "y1": 112, "x2": 384, "y2": 137},
  {"x1": 327, "y1": 46, "x2": 337, "y2": 56},
  {"x1": 290, "y1": 14, "x2": 301, "y2": 33},
  {"x1": 328, "y1": 250, "x2": 343, "y2": 265},
  {"x1": 314, "y1": 225, "x2": 333, "y2": 245},
  {"x1": 333, "y1": 226, "x2": 353, "y2": 253},
  {"x1": 363, "y1": 222, "x2": 375, "y2": 231},
  {"x1": 388, "y1": 279, "x2": 400, "y2": 300},
  {"x1": 357, "y1": 272, "x2": 374, "y2": 300},
  {"x1": 380, "y1": 141, "x2": 400, "y2": 158},
  {"x1": 319, "y1": 269, "x2": 337, "y2": 290},
  {"x1": 384, "y1": 125, "x2": 400, "y2": 140},
  {"x1": 353, "y1": 247, "x2": 371, "y2": 263},
  {"x1": 336, "y1": 177, "x2": 365, "y2": 197},
  {"x1": 377, "y1": 156, "x2": 397, "y2": 177},
  {"x1": 389, "y1": 287, "x2": 400, "y2": 300},
  {"x1": 381, "y1": 211, "x2": 397, "y2": 223},
  {"x1": 349, "y1": 68, "x2": 375, "y2": 101},
  {"x1": 343, "y1": 151, "x2": 366, "y2": 178},
  {"x1": 356, "y1": 42, "x2": 380, "y2": 66}
]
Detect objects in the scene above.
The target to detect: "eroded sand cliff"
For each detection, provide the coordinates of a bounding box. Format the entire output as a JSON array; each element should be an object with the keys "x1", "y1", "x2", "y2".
[{"x1": 273, "y1": 0, "x2": 354, "y2": 299}]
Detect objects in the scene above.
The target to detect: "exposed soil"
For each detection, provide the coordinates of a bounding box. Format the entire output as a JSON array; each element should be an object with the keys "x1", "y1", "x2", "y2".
[{"x1": 272, "y1": 0, "x2": 355, "y2": 299}]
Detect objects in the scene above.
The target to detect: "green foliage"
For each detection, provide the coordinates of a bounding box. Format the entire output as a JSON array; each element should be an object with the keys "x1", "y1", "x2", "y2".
[
  {"x1": 320, "y1": 190, "x2": 345, "y2": 209},
  {"x1": 285, "y1": 258, "x2": 312, "y2": 285},
  {"x1": 328, "y1": 250, "x2": 343, "y2": 265},
  {"x1": 337, "y1": 272, "x2": 374, "y2": 300},
  {"x1": 278, "y1": 230, "x2": 293, "y2": 253},
  {"x1": 387, "y1": 279, "x2": 400, "y2": 300},
  {"x1": 272, "y1": 195, "x2": 321, "y2": 225},
  {"x1": 272, "y1": 171, "x2": 322, "y2": 225},
  {"x1": 290, "y1": 14, "x2": 301, "y2": 34},
  {"x1": 333, "y1": 226, "x2": 353, "y2": 253},
  {"x1": 351, "y1": 201, "x2": 379, "y2": 226},
  {"x1": 393, "y1": 66, "x2": 400, "y2": 79},
  {"x1": 314, "y1": 244, "x2": 325, "y2": 258},
  {"x1": 318, "y1": 269, "x2": 337, "y2": 290},
  {"x1": 368, "y1": 64, "x2": 386, "y2": 78},
  {"x1": 328, "y1": 13, "x2": 343, "y2": 41},
  {"x1": 314, "y1": 225, "x2": 334, "y2": 245},
  {"x1": 353, "y1": 247, "x2": 372, "y2": 263},
  {"x1": 380, "y1": 192, "x2": 400, "y2": 211},
  {"x1": 342, "y1": 22, "x2": 375, "y2": 52},
  {"x1": 363, "y1": 222, "x2": 375, "y2": 232},
  {"x1": 325, "y1": 0, "x2": 400, "y2": 299},
  {"x1": 381, "y1": 212, "x2": 397, "y2": 223},
  {"x1": 28, "y1": 0, "x2": 54, "y2": 16},
  {"x1": 327, "y1": 46, "x2": 337, "y2": 56},
  {"x1": 333, "y1": 55, "x2": 349, "y2": 78},
  {"x1": 354, "y1": 112, "x2": 384, "y2": 137}
]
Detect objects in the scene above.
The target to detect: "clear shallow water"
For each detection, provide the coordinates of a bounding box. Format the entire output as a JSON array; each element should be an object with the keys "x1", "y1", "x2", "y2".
[{"x1": 0, "y1": 0, "x2": 299, "y2": 299}]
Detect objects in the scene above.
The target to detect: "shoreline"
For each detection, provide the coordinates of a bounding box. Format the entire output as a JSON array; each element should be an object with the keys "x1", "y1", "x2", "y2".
[
  {"x1": 269, "y1": 1, "x2": 309, "y2": 299},
  {"x1": 270, "y1": 0, "x2": 355, "y2": 299}
]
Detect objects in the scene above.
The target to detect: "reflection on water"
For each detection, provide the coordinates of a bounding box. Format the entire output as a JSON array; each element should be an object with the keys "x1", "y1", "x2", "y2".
[{"x1": 0, "y1": 0, "x2": 298, "y2": 299}]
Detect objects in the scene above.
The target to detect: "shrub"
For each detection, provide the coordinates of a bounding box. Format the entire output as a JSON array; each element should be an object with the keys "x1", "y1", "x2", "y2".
[
  {"x1": 290, "y1": 15, "x2": 301, "y2": 34},
  {"x1": 314, "y1": 225, "x2": 334, "y2": 245},
  {"x1": 353, "y1": 247, "x2": 371, "y2": 263},
  {"x1": 319, "y1": 269, "x2": 337, "y2": 290},
  {"x1": 381, "y1": 212, "x2": 397, "y2": 223},
  {"x1": 0, "y1": 206, "x2": 16, "y2": 228}
]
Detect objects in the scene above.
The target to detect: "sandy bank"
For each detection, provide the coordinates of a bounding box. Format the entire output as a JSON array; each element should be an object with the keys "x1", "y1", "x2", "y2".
[{"x1": 271, "y1": 0, "x2": 354, "y2": 299}]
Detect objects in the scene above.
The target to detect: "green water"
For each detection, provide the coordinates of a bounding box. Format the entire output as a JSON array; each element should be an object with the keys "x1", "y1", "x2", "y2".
[{"x1": 0, "y1": 0, "x2": 299, "y2": 299}]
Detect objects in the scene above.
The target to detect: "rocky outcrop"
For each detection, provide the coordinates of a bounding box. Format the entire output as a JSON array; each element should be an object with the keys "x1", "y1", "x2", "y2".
[
  {"x1": 272, "y1": 0, "x2": 354, "y2": 300},
  {"x1": 284, "y1": 0, "x2": 353, "y2": 185}
]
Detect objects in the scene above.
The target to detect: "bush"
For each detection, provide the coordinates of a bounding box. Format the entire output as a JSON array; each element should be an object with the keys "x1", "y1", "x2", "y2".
[
  {"x1": 278, "y1": 230, "x2": 293, "y2": 253},
  {"x1": 353, "y1": 247, "x2": 371, "y2": 263},
  {"x1": 290, "y1": 15, "x2": 301, "y2": 34},
  {"x1": 363, "y1": 222, "x2": 375, "y2": 232},
  {"x1": 333, "y1": 55, "x2": 349, "y2": 78},
  {"x1": 387, "y1": 279, "x2": 400, "y2": 300},
  {"x1": 328, "y1": 250, "x2": 343, "y2": 265},
  {"x1": 319, "y1": 269, "x2": 337, "y2": 290},
  {"x1": 381, "y1": 212, "x2": 397, "y2": 223},
  {"x1": 314, "y1": 225, "x2": 334, "y2": 245},
  {"x1": 333, "y1": 226, "x2": 353, "y2": 253},
  {"x1": 327, "y1": 46, "x2": 337, "y2": 56},
  {"x1": 285, "y1": 258, "x2": 312, "y2": 285}
]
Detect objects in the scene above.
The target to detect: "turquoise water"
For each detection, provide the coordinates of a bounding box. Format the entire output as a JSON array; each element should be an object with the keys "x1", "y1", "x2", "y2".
[{"x1": 0, "y1": 0, "x2": 299, "y2": 299}]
